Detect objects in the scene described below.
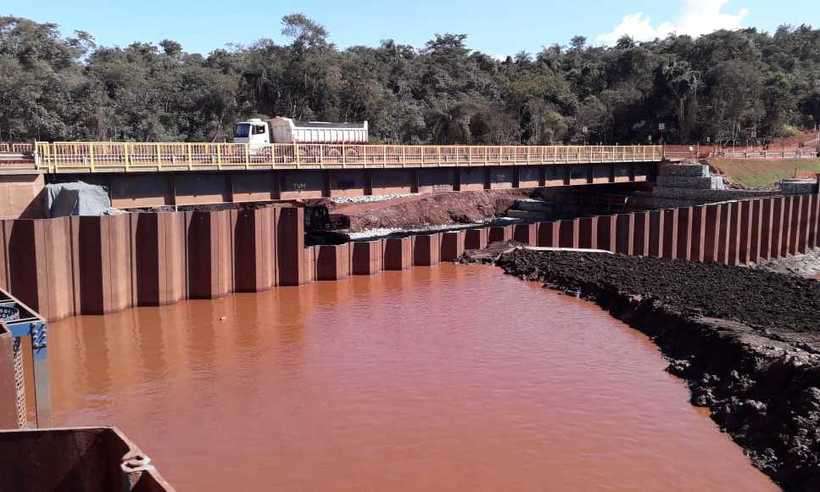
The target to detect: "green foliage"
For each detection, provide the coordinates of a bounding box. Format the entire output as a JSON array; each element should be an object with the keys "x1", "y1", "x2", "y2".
[{"x1": 1, "y1": 15, "x2": 819, "y2": 144}]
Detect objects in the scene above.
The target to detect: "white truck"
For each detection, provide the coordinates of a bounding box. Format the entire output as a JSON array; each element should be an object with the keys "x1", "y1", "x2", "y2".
[{"x1": 233, "y1": 117, "x2": 369, "y2": 149}]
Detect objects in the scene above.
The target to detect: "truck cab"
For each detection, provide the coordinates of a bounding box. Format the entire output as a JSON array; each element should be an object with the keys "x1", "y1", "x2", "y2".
[{"x1": 233, "y1": 118, "x2": 270, "y2": 149}]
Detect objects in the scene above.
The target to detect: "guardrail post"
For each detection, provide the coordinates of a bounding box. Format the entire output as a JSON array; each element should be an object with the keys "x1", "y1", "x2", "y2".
[
  {"x1": 89, "y1": 144, "x2": 96, "y2": 172},
  {"x1": 154, "y1": 143, "x2": 161, "y2": 169}
]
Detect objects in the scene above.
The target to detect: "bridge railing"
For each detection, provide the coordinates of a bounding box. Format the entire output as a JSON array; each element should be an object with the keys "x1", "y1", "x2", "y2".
[
  {"x1": 0, "y1": 143, "x2": 34, "y2": 154},
  {"x1": 34, "y1": 142, "x2": 663, "y2": 173}
]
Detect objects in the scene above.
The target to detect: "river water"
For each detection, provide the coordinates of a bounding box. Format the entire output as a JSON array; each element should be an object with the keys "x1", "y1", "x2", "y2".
[{"x1": 49, "y1": 264, "x2": 777, "y2": 491}]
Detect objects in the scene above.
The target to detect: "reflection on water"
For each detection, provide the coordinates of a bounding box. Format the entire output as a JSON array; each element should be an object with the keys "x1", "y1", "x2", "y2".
[{"x1": 50, "y1": 264, "x2": 776, "y2": 491}]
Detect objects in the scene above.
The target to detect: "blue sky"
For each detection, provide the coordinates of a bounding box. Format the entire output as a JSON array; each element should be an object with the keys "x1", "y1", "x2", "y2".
[{"x1": 3, "y1": 0, "x2": 818, "y2": 55}]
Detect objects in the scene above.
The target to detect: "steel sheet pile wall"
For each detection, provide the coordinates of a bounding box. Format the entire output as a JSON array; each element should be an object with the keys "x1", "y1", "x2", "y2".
[
  {"x1": 0, "y1": 207, "x2": 302, "y2": 321},
  {"x1": 0, "y1": 194, "x2": 817, "y2": 322}
]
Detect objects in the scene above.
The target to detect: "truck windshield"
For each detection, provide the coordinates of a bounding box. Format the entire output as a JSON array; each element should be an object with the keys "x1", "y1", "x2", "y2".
[{"x1": 234, "y1": 124, "x2": 250, "y2": 138}]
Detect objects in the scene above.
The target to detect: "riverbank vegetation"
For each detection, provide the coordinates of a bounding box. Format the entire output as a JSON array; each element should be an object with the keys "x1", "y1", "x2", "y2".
[{"x1": 1, "y1": 14, "x2": 819, "y2": 145}]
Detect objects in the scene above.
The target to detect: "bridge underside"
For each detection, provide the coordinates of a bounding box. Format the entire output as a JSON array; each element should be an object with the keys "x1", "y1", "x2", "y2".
[{"x1": 47, "y1": 162, "x2": 655, "y2": 210}]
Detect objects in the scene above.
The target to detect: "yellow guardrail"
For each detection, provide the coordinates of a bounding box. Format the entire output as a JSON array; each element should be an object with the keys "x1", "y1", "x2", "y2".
[
  {"x1": 33, "y1": 142, "x2": 664, "y2": 173},
  {"x1": 0, "y1": 143, "x2": 34, "y2": 154}
]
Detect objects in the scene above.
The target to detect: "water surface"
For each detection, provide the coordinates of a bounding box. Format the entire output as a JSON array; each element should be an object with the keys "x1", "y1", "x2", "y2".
[{"x1": 50, "y1": 264, "x2": 776, "y2": 491}]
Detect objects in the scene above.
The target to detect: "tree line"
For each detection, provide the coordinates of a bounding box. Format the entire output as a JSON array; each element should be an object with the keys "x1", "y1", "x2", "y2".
[{"x1": 1, "y1": 14, "x2": 819, "y2": 145}]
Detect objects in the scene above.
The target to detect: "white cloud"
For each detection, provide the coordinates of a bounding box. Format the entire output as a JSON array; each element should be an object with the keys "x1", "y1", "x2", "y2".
[{"x1": 597, "y1": 0, "x2": 749, "y2": 45}]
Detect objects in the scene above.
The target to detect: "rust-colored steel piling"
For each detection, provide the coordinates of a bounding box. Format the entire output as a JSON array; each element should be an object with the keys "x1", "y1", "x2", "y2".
[
  {"x1": 716, "y1": 204, "x2": 731, "y2": 264},
  {"x1": 703, "y1": 204, "x2": 721, "y2": 263},
  {"x1": 558, "y1": 219, "x2": 579, "y2": 248},
  {"x1": 78, "y1": 215, "x2": 134, "y2": 314},
  {"x1": 781, "y1": 196, "x2": 793, "y2": 256},
  {"x1": 317, "y1": 243, "x2": 350, "y2": 280},
  {"x1": 488, "y1": 225, "x2": 513, "y2": 243},
  {"x1": 513, "y1": 223, "x2": 537, "y2": 246},
  {"x1": 579, "y1": 217, "x2": 598, "y2": 249},
  {"x1": 302, "y1": 246, "x2": 316, "y2": 283},
  {"x1": 277, "y1": 207, "x2": 306, "y2": 286},
  {"x1": 807, "y1": 194, "x2": 818, "y2": 249},
  {"x1": 440, "y1": 231, "x2": 465, "y2": 262},
  {"x1": 232, "y1": 206, "x2": 276, "y2": 292},
  {"x1": 596, "y1": 215, "x2": 617, "y2": 252},
  {"x1": 749, "y1": 200, "x2": 763, "y2": 263},
  {"x1": 1, "y1": 217, "x2": 76, "y2": 320},
  {"x1": 759, "y1": 198, "x2": 773, "y2": 261},
  {"x1": 675, "y1": 207, "x2": 693, "y2": 261},
  {"x1": 790, "y1": 196, "x2": 804, "y2": 255},
  {"x1": 352, "y1": 241, "x2": 383, "y2": 274},
  {"x1": 801, "y1": 195, "x2": 812, "y2": 253},
  {"x1": 770, "y1": 197, "x2": 784, "y2": 259},
  {"x1": 537, "y1": 222, "x2": 559, "y2": 247},
  {"x1": 187, "y1": 210, "x2": 232, "y2": 299},
  {"x1": 648, "y1": 210, "x2": 664, "y2": 257},
  {"x1": 738, "y1": 201, "x2": 753, "y2": 265},
  {"x1": 383, "y1": 237, "x2": 412, "y2": 270},
  {"x1": 615, "y1": 214, "x2": 634, "y2": 255},
  {"x1": 661, "y1": 209, "x2": 678, "y2": 259},
  {"x1": 464, "y1": 228, "x2": 488, "y2": 250},
  {"x1": 132, "y1": 212, "x2": 186, "y2": 305},
  {"x1": 632, "y1": 211, "x2": 650, "y2": 257},
  {"x1": 413, "y1": 234, "x2": 441, "y2": 266},
  {"x1": 726, "y1": 202, "x2": 741, "y2": 266},
  {"x1": 689, "y1": 206, "x2": 706, "y2": 263}
]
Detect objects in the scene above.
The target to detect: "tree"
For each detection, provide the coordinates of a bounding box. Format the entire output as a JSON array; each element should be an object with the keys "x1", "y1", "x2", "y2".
[{"x1": 2, "y1": 14, "x2": 820, "y2": 145}]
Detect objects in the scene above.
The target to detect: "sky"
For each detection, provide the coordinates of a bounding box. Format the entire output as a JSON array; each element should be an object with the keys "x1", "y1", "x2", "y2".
[{"x1": 2, "y1": 0, "x2": 819, "y2": 56}]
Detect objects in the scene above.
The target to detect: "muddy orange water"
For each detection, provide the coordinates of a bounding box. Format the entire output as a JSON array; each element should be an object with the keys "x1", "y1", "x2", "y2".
[{"x1": 49, "y1": 264, "x2": 777, "y2": 491}]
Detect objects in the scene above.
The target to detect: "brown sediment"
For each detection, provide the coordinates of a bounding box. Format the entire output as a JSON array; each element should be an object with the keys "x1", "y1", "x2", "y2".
[
  {"x1": 320, "y1": 189, "x2": 526, "y2": 232},
  {"x1": 493, "y1": 249, "x2": 820, "y2": 490}
]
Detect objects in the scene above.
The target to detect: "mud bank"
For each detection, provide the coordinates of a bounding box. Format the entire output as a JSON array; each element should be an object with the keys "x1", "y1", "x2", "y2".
[{"x1": 491, "y1": 250, "x2": 820, "y2": 491}]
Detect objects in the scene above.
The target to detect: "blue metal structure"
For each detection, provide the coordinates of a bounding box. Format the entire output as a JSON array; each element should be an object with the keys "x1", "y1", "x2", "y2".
[{"x1": 0, "y1": 289, "x2": 49, "y2": 427}]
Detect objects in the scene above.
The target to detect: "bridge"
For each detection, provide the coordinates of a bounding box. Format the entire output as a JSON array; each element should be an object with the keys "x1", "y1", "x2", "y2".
[
  {"x1": 0, "y1": 142, "x2": 663, "y2": 217},
  {"x1": 32, "y1": 142, "x2": 662, "y2": 172}
]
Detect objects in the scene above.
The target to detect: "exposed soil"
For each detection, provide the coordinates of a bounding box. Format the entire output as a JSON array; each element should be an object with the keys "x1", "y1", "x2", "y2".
[
  {"x1": 486, "y1": 249, "x2": 820, "y2": 490},
  {"x1": 317, "y1": 190, "x2": 527, "y2": 232},
  {"x1": 709, "y1": 158, "x2": 820, "y2": 189},
  {"x1": 757, "y1": 250, "x2": 820, "y2": 280}
]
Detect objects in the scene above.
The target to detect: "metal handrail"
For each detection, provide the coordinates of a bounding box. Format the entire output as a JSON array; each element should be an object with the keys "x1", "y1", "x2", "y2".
[
  {"x1": 34, "y1": 142, "x2": 664, "y2": 173},
  {"x1": 0, "y1": 143, "x2": 34, "y2": 154}
]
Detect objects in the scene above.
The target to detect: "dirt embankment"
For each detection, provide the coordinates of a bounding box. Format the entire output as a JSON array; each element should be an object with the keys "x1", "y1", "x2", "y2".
[
  {"x1": 709, "y1": 158, "x2": 820, "y2": 189},
  {"x1": 321, "y1": 190, "x2": 526, "y2": 232},
  {"x1": 492, "y1": 250, "x2": 820, "y2": 490}
]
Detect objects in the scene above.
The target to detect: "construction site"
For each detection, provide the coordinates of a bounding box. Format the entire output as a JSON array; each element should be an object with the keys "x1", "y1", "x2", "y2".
[{"x1": 0, "y1": 127, "x2": 817, "y2": 490}]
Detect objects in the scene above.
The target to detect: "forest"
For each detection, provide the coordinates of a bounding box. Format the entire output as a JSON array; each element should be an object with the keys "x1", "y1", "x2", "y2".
[{"x1": 1, "y1": 14, "x2": 819, "y2": 145}]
